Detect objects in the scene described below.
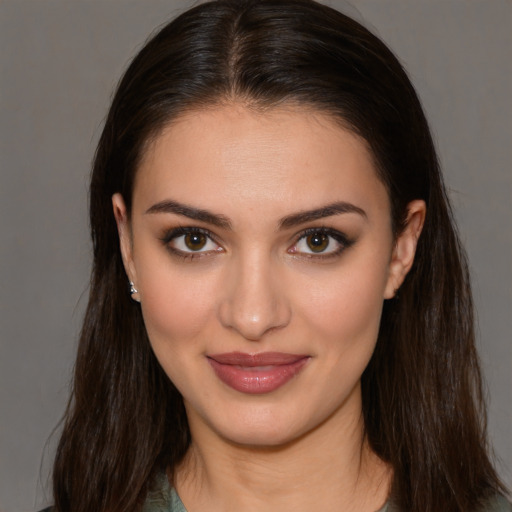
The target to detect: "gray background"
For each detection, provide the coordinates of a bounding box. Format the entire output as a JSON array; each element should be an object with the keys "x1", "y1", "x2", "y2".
[{"x1": 1, "y1": 1, "x2": 511, "y2": 511}]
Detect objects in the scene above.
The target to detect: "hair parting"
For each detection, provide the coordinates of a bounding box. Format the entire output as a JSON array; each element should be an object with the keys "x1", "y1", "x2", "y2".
[{"x1": 51, "y1": 1, "x2": 508, "y2": 511}]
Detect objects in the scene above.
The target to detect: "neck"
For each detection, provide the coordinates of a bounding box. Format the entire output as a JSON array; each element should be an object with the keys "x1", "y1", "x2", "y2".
[{"x1": 174, "y1": 386, "x2": 391, "y2": 512}]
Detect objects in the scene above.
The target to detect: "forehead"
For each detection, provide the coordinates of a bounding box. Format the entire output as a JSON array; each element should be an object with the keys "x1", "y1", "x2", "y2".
[{"x1": 133, "y1": 104, "x2": 389, "y2": 220}]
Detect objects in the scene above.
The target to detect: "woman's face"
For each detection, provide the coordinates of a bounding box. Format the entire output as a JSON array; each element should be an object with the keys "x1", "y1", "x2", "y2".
[{"x1": 114, "y1": 105, "x2": 423, "y2": 447}]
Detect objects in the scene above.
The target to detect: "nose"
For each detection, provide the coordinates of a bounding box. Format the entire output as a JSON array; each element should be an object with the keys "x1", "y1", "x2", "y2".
[{"x1": 217, "y1": 252, "x2": 292, "y2": 341}]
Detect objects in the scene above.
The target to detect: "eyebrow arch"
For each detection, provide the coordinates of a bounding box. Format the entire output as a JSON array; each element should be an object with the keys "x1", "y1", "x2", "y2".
[
  {"x1": 145, "y1": 198, "x2": 366, "y2": 231},
  {"x1": 145, "y1": 199, "x2": 232, "y2": 229},
  {"x1": 278, "y1": 201, "x2": 367, "y2": 229}
]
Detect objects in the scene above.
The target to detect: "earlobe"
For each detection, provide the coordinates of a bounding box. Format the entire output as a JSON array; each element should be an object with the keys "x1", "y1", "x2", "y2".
[
  {"x1": 112, "y1": 193, "x2": 138, "y2": 296},
  {"x1": 384, "y1": 200, "x2": 426, "y2": 299}
]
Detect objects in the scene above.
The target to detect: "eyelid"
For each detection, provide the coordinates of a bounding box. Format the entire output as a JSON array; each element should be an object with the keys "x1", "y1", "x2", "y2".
[
  {"x1": 159, "y1": 225, "x2": 353, "y2": 261},
  {"x1": 288, "y1": 227, "x2": 354, "y2": 258},
  {"x1": 160, "y1": 226, "x2": 223, "y2": 259}
]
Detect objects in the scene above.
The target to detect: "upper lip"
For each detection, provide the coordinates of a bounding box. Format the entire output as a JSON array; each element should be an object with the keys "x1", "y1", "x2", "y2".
[{"x1": 207, "y1": 352, "x2": 309, "y2": 366}]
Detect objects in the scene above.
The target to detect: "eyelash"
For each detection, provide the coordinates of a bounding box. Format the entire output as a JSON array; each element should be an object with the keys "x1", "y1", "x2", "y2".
[
  {"x1": 160, "y1": 226, "x2": 221, "y2": 261},
  {"x1": 159, "y1": 226, "x2": 354, "y2": 261},
  {"x1": 289, "y1": 227, "x2": 354, "y2": 260}
]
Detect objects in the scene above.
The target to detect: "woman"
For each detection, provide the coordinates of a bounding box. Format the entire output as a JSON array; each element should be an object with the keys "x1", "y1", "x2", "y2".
[{"x1": 47, "y1": 1, "x2": 510, "y2": 511}]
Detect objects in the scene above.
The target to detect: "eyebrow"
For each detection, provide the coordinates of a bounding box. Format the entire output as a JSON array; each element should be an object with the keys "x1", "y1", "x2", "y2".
[
  {"x1": 278, "y1": 201, "x2": 367, "y2": 229},
  {"x1": 145, "y1": 199, "x2": 232, "y2": 229},
  {"x1": 145, "y1": 199, "x2": 366, "y2": 230}
]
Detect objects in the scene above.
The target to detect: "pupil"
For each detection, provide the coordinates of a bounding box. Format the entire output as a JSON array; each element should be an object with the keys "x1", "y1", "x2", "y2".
[
  {"x1": 185, "y1": 232, "x2": 206, "y2": 251},
  {"x1": 307, "y1": 233, "x2": 329, "y2": 252}
]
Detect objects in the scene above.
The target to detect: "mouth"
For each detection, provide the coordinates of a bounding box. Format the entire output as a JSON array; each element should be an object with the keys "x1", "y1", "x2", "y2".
[{"x1": 207, "y1": 352, "x2": 310, "y2": 394}]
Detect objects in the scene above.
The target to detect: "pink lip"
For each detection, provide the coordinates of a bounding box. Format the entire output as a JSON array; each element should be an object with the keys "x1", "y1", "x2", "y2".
[{"x1": 207, "y1": 352, "x2": 310, "y2": 394}]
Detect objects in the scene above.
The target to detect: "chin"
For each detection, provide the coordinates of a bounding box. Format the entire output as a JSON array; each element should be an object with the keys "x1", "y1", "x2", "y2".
[
  {"x1": 220, "y1": 422, "x2": 306, "y2": 449},
  {"x1": 207, "y1": 400, "x2": 328, "y2": 449},
  {"x1": 185, "y1": 396, "x2": 309, "y2": 447}
]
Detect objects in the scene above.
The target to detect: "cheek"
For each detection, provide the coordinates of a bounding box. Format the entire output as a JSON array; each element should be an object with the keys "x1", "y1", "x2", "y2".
[
  {"x1": 138, "y1": 265, "x2": 222, "y2": 393},
  {"x1": 141, "y1": 288, "x2": 209, "y2": 346},
  {"x1": 136, "y1": 254, "x2": 220, "y2": 354},
  {"x1": 296, "y1": 253, "x2": 390, "y2": 359}
]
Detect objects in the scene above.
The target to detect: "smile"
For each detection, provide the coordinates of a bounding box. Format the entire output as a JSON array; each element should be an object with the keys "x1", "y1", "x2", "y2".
[{"x1": 207, "y1": 352, "x2": 311, "y2": 394}]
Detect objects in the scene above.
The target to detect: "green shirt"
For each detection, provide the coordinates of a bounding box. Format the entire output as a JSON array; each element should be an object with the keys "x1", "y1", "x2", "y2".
[{"x1": 143, "y1": 473, "x2": 511, "y2": 512}]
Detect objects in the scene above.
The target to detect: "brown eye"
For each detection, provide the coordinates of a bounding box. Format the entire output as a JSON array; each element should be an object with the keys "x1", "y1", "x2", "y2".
[
  {"x1": 184, "y1": 232, "x2": 207, "y2": 251},
  {"x1": 163, "y1": 228, "x2": 222, "y2": 258},
  {"x1": 306, "y1": 233, "x2": 329, "y2": 252},
  {"x1": 290, "y1": 229, "x2": 350, "y2": 258}
]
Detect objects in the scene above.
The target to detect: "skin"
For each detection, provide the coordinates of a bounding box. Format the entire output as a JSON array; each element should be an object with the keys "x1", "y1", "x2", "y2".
[{"x1": 113, "y1": 104, "x2": 425, "y2": 512}]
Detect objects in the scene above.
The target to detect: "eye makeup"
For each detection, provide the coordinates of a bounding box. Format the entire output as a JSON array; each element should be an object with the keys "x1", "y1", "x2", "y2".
[
  {"x1": 159, "y1": 226, "x2": 223, "y2": 261},
  {"x1": 159, "y1": 224, "x2": 355, "y2": 262},
  {"x1": 288, "y1": 227, "x2": 355, "y2": 260}
]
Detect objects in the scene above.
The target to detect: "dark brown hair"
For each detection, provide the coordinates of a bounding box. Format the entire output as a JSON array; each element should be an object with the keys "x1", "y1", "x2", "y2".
[{"x1": 52, "y1": 1, "x2": 507, "y2": 511}]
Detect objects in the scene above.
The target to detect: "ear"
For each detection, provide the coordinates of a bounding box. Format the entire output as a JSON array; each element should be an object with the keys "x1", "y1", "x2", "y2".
[
  {"x1": 112, "y1": 193, "x2": 139, "y2": 300},
  {"x1": 384, "y1": 199, "x2": 426, "y2": 299}
]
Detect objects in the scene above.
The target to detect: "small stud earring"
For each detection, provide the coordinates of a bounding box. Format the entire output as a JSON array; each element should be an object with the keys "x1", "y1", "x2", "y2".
[
  {"x1": 129, "y1": 281, "x2": 140, "y2": 302},
  {"x1": 393, "y1": 287, "x2": 400, "y2": 300}
]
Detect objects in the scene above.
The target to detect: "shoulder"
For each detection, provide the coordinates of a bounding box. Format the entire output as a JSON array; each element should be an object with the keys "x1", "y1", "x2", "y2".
[
  {"x1": 142, "y1": 472, "x2": 172, "y2": 512},
  {"x1": 478, "y1": 494, "x2": 512, "y2": 512},
  {"x1": 37, "y1": 474, "x2": 184, "y2": 512},
  {"x1": 143, "y1": 472, "x2": 187, "y2": 512},
  {"x1": 37, "y1": 492, "x2": 511, "y2": 512},
  {"x1": 385, "y1": 494, "x2": 511, "y2": 512}
]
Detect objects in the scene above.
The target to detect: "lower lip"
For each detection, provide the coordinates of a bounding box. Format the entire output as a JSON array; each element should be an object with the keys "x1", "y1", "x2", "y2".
[{"x1": 207, "y1": 357, "x2": 310, "y2": 394}]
